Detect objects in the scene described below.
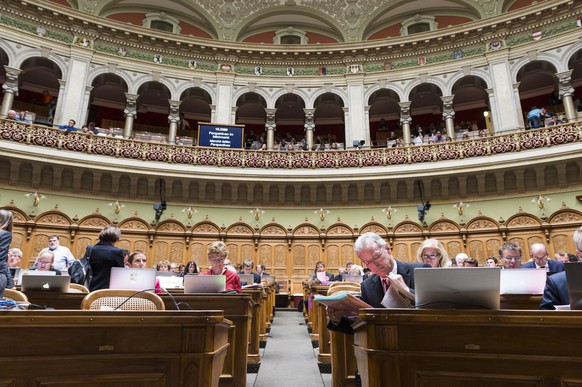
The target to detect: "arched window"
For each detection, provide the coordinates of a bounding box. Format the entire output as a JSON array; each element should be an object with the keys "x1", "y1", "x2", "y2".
[
  {"x1": 274, "y1": 27, "x2": 308, "y2": 45},
  {"x1": 400, "y1": 15, "x2": 438, "y2": 36},
  {"x1": 143, "y1": 12, "x2": 181, "y2": 34}
]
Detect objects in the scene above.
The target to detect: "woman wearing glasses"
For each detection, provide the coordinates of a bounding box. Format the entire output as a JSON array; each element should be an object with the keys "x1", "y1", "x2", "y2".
[
  {"x1": 416, "y1": 239, "x2": 451, "y2": 268},
  {"x1": 201, "y1": 241, "x2": 241, "y2": 293},
  {"x1": 32, "y1": 249, "x2": 62, "y2": 274}
]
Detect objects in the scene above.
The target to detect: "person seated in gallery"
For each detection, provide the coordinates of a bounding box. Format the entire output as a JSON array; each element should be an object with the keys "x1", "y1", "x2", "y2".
[
  {"x1": 200, "y1": 241, "x2": 241, "y2": 293},
  {"x1": 244, "y1": 130, "x2": 257, "y2": 149},
  {"x1": 540, "y1": 226, "x2": 582, "y2": 310},
  {"x1": 308, "y1": 261, "x2": 334, "y2": 283},
  {"x1": 30, "y1": 250, "x2": 61, "y2": 274},
  {"x1": 58, "y1": 119, "x2": 78, "y2": 132},
  {"x1": 432, "y1": 130, "x2": 446, "y2": 143},
  {"x1": 416, "y1": 238, "x2": 451, "y2": 268},
  {"x1": 238, "y1": 259, "x2": 261, "y2": 284},
  {"x1": 377, "y1": 118, "x2": 388, "y2": 131}
]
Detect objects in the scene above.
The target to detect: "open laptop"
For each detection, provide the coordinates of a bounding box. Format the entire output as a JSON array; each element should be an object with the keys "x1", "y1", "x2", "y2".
[
  {"x1": 18, "y1": 269, "x2": 56, "y2": 285},
  {"x1": 21, "y1": 274, "x2": 71, "y2": 292},
  {"x1": 156, "y1": 276, "x2": 184, "y2": 289},
  {"x1": 262, "y1": 274, "x2": 276, "y2": 285},
  {"x1": 183, "y1": 274, "x2": 226, "y2": 293},
  {"x1": 109, "y1": 268, "x2": 157, "y2": 291},
  {"x1": 414, "y1": 267, "x2": 501, "y2": 309},
  {"x1": 239, "y1": 274, "x2": 255, "y2": 285},
  {"x1": 343, "y1": 274, "x2": 364, "y2": 284},
  {"x1": 565, "y1": 263, "x2": 582, "y2": 310},
  {"x1": 500, "y1": 268, "x2": 547, "y2": 294}
]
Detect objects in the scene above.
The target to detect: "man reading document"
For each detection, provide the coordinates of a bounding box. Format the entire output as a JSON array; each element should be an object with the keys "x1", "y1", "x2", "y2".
[{"x1": 326, "y1": 232, "x2": 427, "y2": 333}]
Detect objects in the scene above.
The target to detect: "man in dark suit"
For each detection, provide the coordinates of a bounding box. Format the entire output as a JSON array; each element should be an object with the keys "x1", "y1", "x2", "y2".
[
  {"x1": 540, "y1": 226, "x2": 582, "y2": 310},
  {"x1": 327, "y1": 232, "x2": 427, "y2": 328},
  {"x1": 88, "y1": 226, "x2": 126, "y2": 291},
  {"x1": 521, "y1": 243, "x2": 565, "y2": 273}
]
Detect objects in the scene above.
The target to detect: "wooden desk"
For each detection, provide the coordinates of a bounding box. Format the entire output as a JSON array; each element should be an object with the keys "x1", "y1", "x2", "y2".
[
  {"x1": 242, "y1": 288, "x2": 264, "y2": 371},
  {"x1": 162, "y1": 294, "x2": 253, "y2": 387},
  {"x1": 352, "y1": 309, "x2": 582, "y2": 387},
  {"x1": 0, "y1": 310, "x2": 229, "y2": 387},
  {"x1": 500, "y1": 293, "x2": 542, "y2": 309},
  {"x1": 23, "y1": 291, "x2": 85, "y2": 309}
]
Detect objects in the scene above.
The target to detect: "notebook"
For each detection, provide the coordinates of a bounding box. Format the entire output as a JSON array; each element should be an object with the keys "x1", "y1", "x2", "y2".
[
  {"x1": 499, "y1": 268, "x2": 547, "y2": 294},
  {"x1": 565, "y1": 263, "x2": 582, "y2": 310},
  {"x1": 109, "y1": 268, "x2": 157, "y2": 291},
  {"x1": 18, "y1": 269, "x2": 56, "y2": 285},
  {"x1": 239, "y1": 274, "x2": 255, "y2": 285},
  {"x1": 343, "y1": 274, "x2": 363, "y2": 284},
  {"x1": 156, "y1": 276, "x2": 184, "y2": 289},
  {"x1": 414, "y1": 267, "x2": 501, "y2": 309},
  {"x1": 183, "y1": 274, "x2": 226, "y2": 293},
  {"x1": 21, "y1": 274, "x2": 71, "y2": 292}
]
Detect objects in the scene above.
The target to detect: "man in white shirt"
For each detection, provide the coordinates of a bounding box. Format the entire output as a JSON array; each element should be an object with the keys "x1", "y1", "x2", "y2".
[{"x1": 46, "y1": 235, "x2": 76, "y2": 271}]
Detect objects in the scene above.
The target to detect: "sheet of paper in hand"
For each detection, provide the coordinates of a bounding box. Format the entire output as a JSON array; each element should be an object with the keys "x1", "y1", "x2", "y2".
[
  {"x1": 314, "y1": 291, "x2": 372, "y2": 317},
  {"x1": 381, "y1": 278, "x2": 415, "y2": 308}
]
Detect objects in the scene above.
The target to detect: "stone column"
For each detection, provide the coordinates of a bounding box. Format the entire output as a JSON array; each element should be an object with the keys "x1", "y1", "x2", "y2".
[
  {"x1": 53, "y1": 48, "x2": 91, "y2": 126},
  {"x1": 556, "y1": 70, "x2": 576, "y2": 122},
  {"x1": 265, "y1": 108, "x2": 277, "y2": 150},
  {"x1": 210, "y1": 104, "x2": 216, "y2": 123},
  {"x1": 485, "y1": 88, "x2": 497, "y2": 133},
  {"x1": 0, "y1": 66, "x2": 21, "y2": 118},
  {"x1": 123, "y1": 93, "x2": 138, "y2": 138},
  {"x1": 79, "y1": 85, "x2": 93, "y2": 127},
  {"x1": 364, "y1": 105, "x2": 371, "y2": 145},
  {"x1": 304, "y1": 108, "x2": 315, "y2": 150},
  {"x1": 512, "y1": 82, "x2": 525, "y2": 129},
  {"x1": 52, "y1": 79, "x2": 67, "y2": 126},
  {"x1": 441, "y1": 95, "x2": 455, "y2": 140},
  {"x1": 399, "y1": 101, "x2": 412, "y2": 146},
  {"x1": 231, "y1": 106, "x2": 237, "y2": 125},
  {"x1": 168, "y1": 99, "x2": 181, "y2": 144}
]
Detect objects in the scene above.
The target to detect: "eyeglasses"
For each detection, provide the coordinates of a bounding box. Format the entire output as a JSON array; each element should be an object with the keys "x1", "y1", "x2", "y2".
[
  {"x1": 502, "y1": 256, "x2": 521, "y2": 261},
  {"x1": 209, "y1": 257, "x2": 225, "y2": 263},
  {"x1": 421, "y1": 254, "x2": 440, "y2": 261},
  {"x1": 532, "y1": 255, "x2": 548, "y2": 260},
  {"x1": 361, "y1": 246, "x2": 386, "y2": 266},
  {"x1": 38, "y1": 260, "x2": 52, "y2": 265}
]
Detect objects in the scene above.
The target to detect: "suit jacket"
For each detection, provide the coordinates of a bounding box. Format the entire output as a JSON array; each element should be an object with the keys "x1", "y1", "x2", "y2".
[
  {"x1": 0, "y1": 230, "x2": 15, "y2": 293},
  {"x1": 88, "y1": 241, "x2": 125, "y2": 291},
  {"x1": 539, "y1": 271, "x2": 569, "y2": 310},
  {"x1": 521, "y1": 259, "x2": 565, "y2": 273},
  {"x1": 360, "y1": 260, "x2": 427, "y2": 308}
]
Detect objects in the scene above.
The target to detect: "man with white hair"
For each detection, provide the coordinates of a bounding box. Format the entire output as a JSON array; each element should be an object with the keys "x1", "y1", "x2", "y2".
[
  {"x1": 522, "y1": 243, "x2": 564, "y2": 272},
  {"x1": 540, "y1": 227, "x2": 582, "y2": 309},
  {"x1": 455, "y1": 253, "x2": 468, "y2": 267}
]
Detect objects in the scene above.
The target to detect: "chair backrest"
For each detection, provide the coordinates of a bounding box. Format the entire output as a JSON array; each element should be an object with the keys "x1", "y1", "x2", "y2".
[
  {"x1": 3, "y1": 288, "x2": 29, "y2": 302},
  {"x1": 69, "y1": 283, "x2": 89, "y2": 293},
  {"x1": 327, "y1": 281, "x2": 361, "y2": 296},
  {"x1": 81, "y1": 289, "x2": 165, "y2": 311}
]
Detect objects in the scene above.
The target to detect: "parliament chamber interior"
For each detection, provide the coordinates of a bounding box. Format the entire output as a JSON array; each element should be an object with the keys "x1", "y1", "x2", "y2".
[{"x1": 1, "y1": 0, "x2": 582, "y2": 385}]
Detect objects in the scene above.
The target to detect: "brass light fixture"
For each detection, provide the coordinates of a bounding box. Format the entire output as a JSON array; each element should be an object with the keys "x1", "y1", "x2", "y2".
[
  {"x1": 25, "y1": 192, "x2": 45, "y2": 207},
  {"x1": 250, "y1": 208, "x2": 265, "y2": 221},
  {"x1": 381, "y1": 206, "x2": 397, "y2": 220},
  {"x1": 108, "y1": 200, "x2": 125, "y2": 214},
  {"x1": 314, "y1": 208, "x2": 330, "y2": 221},
  {"x1": 453, "y1": 201, "x2": 470, "y2": 215},
  {"x1": 532, "y1": 195, "x2": 550, "y2": 209},
  {"x1": 182, "y1": 206, "x2": 197, "y2": 219}
]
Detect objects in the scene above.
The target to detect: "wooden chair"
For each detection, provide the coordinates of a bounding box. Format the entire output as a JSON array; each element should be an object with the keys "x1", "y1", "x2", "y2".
[
  {"x1": 81, "y1": 289, "x2": 165, "y2": 311},
  {"x1": 2, "y1": 288, "x2": 29, "y2": 302},
  {"x1": 68, "y1": 283, "x2": 89, "y2": 293},
  {"x1": 327, "y1": 281, "x2": 361, "y2": 296}
]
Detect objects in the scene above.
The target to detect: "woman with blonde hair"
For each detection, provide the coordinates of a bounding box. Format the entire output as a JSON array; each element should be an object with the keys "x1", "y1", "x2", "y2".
[
  {"x1": 416, "y1": 238, "x2": 451, "y2": 268},
  {"x1": 0, "y1": 210, "x2": 15, "y2": 295}
]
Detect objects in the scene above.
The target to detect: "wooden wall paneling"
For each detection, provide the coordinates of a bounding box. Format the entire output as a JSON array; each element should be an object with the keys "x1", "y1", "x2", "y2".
[
  {"x1": 506, "y1": 213, "x2": 543, "y2": 257},
  {"x1": 190, "y1": 221, "x2": 221, "y2": 268},
  {"x1": 153, "y1": 219, "x2": 188, "y2": 264},
  {"x1": 225, "y1": 222, "x2": 256, "y2": 265},
  {"x1": 392, "y1": 221, "x2": 423, "y2": 262},
  {"x1": 548, "y1": 209, "x2": 582, "y2": 255}
]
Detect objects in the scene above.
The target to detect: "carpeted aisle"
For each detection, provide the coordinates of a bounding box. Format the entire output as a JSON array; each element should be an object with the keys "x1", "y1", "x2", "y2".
[{"x1": 250, "y1": 309, "x2": 329, "y2": 387}]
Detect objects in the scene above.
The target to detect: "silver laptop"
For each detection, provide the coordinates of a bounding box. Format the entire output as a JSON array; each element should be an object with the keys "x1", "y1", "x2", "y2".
[
  {"x1": 183, "y1": 274, "x2": 226, "y2": 293},
  {"x1": 156, "y1": 276, "x2": 184, "y2": 289},
  {"x1": 262, "y1": 274, "x2": 276, "y2": 284},
  {"x1": 414, "y1": 267, "x2": 501, "y2": 309},
  {"x1": 343, "y1": 274, "x2": 363, "y2": 284},
  {"x1": 500, "y1": 268, "x2": 547, "y2": 294},
  {"x1": 21, "y1": 274, "x2": 71, "y2": 292},
  {"x1": 239, "y1": 274, "x2": 255, "y2": 285},
  {"x1": 565, "y1": 263, "x2": 582, "y2": 310},
  {"x1": 18, "y1": 269, "x2": 56, "y2": 285},
  {"x1": 109, "y1": 268, "x2": 157, "y2": 291}
]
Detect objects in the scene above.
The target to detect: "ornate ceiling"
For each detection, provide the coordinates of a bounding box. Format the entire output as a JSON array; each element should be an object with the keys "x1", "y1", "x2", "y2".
[{"x1": 65, "y1": 0, "x2": 533, "y2": 42}]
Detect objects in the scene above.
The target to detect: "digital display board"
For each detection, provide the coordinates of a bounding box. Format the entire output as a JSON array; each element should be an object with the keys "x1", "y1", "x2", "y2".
[{"x1": 198, "y1": 123, "x2": 244, "y2": 149}]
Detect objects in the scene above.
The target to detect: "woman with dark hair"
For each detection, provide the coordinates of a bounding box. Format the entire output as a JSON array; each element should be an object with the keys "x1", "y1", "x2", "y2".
[
  {"x1": 0, "y1": 209, "x2": 15, "y2": 295},
  {"x1": 309, "y1": 261, "x2": 334, "y2": 282},
  {"x1": 88, "y1": 225, "x2": 125, "y2": 291},
  {"x1": 183, "y1": 261, "x2": 198, "y2": 276}
]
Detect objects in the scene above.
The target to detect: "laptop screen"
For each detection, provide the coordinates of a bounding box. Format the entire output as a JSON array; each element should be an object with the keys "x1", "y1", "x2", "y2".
[
  {"x1": 500, "y1": 268, "x2": 546, "y2": 294},
  {"x1": 565, "y1": 263, "x2": 582, "y2": 310},
  {"x1": 109, "y1": 268, "x2": 157, "y2": 291},
  {"x1": 239, "y1": 274, "x2": 255, "y2": 285},
  {"x1": 414, "y1": 267, "x2": 500, "y2": 309},
  {"x1": 183, "y1": 274, "x2": 226, "y2": 293},
  {"x1": 21, "y1": 274, "x2": 71, "y2": 292}
]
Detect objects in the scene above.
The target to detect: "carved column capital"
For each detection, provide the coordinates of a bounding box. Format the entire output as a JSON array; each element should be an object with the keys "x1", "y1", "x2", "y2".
[
  {"x1": 2, "y1": 66, "x2": 21, "y2": 94},
  {"x1": 441, "y1": 95, "x2": 455, "y2": 119},
  {"x1": 124, "y1": 93, "x2": 138, "y2": 118},
  {"x1": 399, "y1": 101, "x2": 412, "y2": 125},
  {"x1": 556, "y1": 70, "x2": 575, "y2": 98},
  {"x1": 168, "y1": 99, "x2": 181, "y2": 123}
]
